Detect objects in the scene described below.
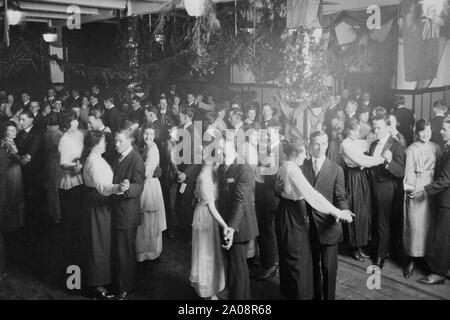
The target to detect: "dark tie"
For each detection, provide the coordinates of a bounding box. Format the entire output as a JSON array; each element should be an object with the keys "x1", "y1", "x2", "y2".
[{"x1": 161, "y1": 113, "x2": 166, "y2": 126}]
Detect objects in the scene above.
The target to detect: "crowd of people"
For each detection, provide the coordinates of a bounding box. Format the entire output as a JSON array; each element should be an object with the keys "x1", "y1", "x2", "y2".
[{"x1": 0, "y1": 84, "x2": 449, "y2": 300}]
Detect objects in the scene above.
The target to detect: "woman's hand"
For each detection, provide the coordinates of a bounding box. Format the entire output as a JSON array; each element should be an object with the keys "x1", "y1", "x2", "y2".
[{"x1": 333, "y1": 209, "x2": 354, "y2": 223}]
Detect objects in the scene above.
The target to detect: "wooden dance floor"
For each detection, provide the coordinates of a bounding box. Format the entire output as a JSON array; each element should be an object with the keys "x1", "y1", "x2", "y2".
[{"x1": 0, "y1": 224, "x2": 449, "y2": 300}]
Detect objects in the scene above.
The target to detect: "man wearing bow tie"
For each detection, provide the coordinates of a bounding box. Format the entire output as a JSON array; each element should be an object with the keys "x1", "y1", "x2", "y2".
[
  {"x1": 411, "y1": 118, "x2": 450, "y2": 285},
  {"x1": 369, "y1": 116, "x2": 406, "y2": 269}
]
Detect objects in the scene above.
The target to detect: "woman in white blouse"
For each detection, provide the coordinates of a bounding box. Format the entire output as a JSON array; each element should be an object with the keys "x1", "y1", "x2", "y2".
[
  {"x1": 81, "y1": 130, "x2": 119, "y2": 299},
  {"x1": 58, "y1": 110, "x2": 85, "y2": 262},
  {"x1": 340, "y1": 118, "x2": 385, "y2": 262},
  {"x1": 276, "y1": 140, "x2": 353, "y2": 300}
]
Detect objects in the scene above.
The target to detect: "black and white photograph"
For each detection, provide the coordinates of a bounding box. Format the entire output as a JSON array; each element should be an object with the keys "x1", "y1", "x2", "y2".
[{"x1": 0, "y1": 0, "x2": 450, "y2": 304}]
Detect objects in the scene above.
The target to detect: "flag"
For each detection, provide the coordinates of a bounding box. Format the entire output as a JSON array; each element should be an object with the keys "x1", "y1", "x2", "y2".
[
  {"x1": 0, "y1": 42, "x2": 38, "y2": 79},
  {"x1": 401, "y1": 0, "x2": 446, "y2": 81}
]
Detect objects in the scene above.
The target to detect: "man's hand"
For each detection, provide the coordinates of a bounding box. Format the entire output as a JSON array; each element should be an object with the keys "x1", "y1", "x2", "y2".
[
  {"x1": 382, "y1": 149, "x2": 393, "y2": 163},
  {"x1": 407, "y1": 188, "x2": 425, "y2": 199},
  {"x1": 222, "y1": 227, "x2": 235, "y2": 251},
  {"x1": 177, "y1": 173, "x2": 186, "y2": 183},
  {"x1": 119, "y1": 179, "x2": 130, "y2": 193}
]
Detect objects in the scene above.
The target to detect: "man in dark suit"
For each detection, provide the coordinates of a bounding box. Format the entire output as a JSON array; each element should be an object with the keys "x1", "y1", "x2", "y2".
[
  {"x1": 30, "y1": 101, "x2": 46, "y2": 133},
  {"x1": 71, "y1": 89, "x2": 82, "y2": 108},
  {"x1": 411, "y1": 118, "x2": 450, "y2": 285},
  {"x1": 218, "y1": 145, "x2": 259, "y2": 300},
  {"x1": 175, "y1": 107, "x2": 202, "y2": 239},
  {"x1": 103, "y1": 96, "x2": 122, "y2": 134},
  {"x1": 16, "y1": 111, "x2": 44, "y2": 236},
  {"x1": 90, "y1": 94, "x2": 104, "y2": 112},
  {"x1": 111, "y1": 130, "x2": 145, "y2": 300},
  {"x1": 129, "y1": 96, "x2": 145, "y2": 125},
  {"x1": 394, "y1": 96, "x2": 415, "y2": 147},
  {"x1": 21, "y1": 92, "x2": 31, "y2": 111},
  {"x1": 430, "y1": 100, "x2": 448, "y2": 146},
  {"x1": 369, "y1": 116, "x2": 406, "y2": 268},
  {"x1": 361, "y1": 92, "x2": 375, "y2": 112},
  {"x1": 303, "y1": 131, "x2": 348, "y2": 300},
  {"x1": 0, "y1": 147, "x2": 8, "y2": 281}
]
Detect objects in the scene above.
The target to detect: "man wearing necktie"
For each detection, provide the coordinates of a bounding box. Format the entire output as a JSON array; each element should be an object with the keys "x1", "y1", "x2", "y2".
[
  {"x1": 410, "y1": 118, "x2": 450, "y2": 285},
  {"x1": 111, "y1": 131, "x2": 145, "y2": 300},
  {"x1": 369, "y1": 116, "x2": 406, "y2": 269},
  {"x1": 302, "y1": 131, "x2": 348, "y2": 300}
]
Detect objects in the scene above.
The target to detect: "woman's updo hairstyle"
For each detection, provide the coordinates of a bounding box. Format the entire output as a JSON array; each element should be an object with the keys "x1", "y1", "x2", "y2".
[
  {"x1": 344, "y1": 117, "x2": 360, "y2": 137},
  {"x1": 282, "y1": 138, "x2": 306, "y2": 158}
]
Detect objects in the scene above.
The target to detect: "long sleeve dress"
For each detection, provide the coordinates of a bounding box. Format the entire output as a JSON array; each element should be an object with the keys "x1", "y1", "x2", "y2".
[
  {"x1": 136, "y1": 143, "x2": 167, "y2": 262},
  {"x1": 43, "y1": 127, "x2": 64, "y2": 223},
  {"x1": 340, "y1": 138, "x2": 377, "y2": 248},
  {"x1": 82, "y1": 153, "x2": 119, "y2": 287},
  {"x1": 0, "y1": 139, "x2": 25, "y2": 232},
  {"x1": 276, "y1": 160, "x2": 342, "y2": 300},
  {"x1": 190, "y1": 165, "x2": 225, "y2": 298},
  {"x1": 403, "y1": 141, "x2": 440, "y2": 257}
]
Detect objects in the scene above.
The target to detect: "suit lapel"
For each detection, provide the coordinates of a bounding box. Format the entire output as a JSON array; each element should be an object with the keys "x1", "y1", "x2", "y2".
[
  {"x1": 303, "y1": 160, "x2": 314, "y2": 185},
  {"x1": 382, "y1": 136, "x2": 395, "y2": 154},
  {"x1": 315, "y1": 158, "x2": 330, "y2": 188}
]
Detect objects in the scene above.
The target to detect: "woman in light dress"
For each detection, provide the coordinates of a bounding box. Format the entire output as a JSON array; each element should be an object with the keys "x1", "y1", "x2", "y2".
[
  {"x1": 81, "y1": 130, "x2": 118, "y2": 299},
  {"x1": 190, "y1": 146, "x2": 230, "y2": 300},
  {"x1": 403, "y1": 120, "x2": 440, "y2": 278},
  {"x1": 136, "y1": 125, "x2": 167, "y2": 262}
]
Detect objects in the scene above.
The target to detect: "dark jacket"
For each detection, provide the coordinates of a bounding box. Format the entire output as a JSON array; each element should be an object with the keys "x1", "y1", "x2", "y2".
[
  {"x1": 303, "y1": 158, "x2": 348, "y2": 245},
  {"x1": 111, "y1": 150, "x2": 145, "y2": 230},
  {"x1": 218, "y1": 164, "x2": 259, "y2": 243},
  {"x1": 0, "y1": 148, "x2": 7, "y2": 209},
  {"x1": 104, "y1": 106, "x2": 122, "y2": 134},
  {"x1": 395, "y1": 107, "x2": 415, "y2": 146},
  {"x1": 368, "y1": 136, "x2": 406, "y2": 183},
  {"x1": 425, "y1": 146, "x2": 450, "y2": 208},
  {"x1": 431, "y1": 115, "x2": 445, "y2": 147},
  {"x1": 15, "y1": 125, "x2": 43, "y2": 177},
  {"x1": 176, "y1": 123, "x2": 202, "y2": 184}
]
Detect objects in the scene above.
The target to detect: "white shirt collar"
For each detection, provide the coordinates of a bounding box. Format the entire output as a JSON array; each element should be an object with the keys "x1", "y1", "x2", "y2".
[
  {"x1": 106, "y1": 104, "x2": 114, "y2": 110},
  {"x1": 24, "y1": 125, "x2": 33, "y2": 133},
  {"x1": 234, "y1": 121, "x2": 244, "y2": 131},
  {"x1": 121, "y1": 146, "x2": 133, "y2": 159},
  {"x1": 378, "y1": 134, "x2": 390, "y2": 146},
  {"x1": 312, "y1": 155, "x2": 326, "y2": 172},
  {"x1": 436, "y1": 113, "x2": 446, "y2": 117},
  {"x1": 398, "y1": 105, "x2": 405, "y2": 109},
  {"x1": 363, "y1": 101, "x2": 370, "y2": 106}
]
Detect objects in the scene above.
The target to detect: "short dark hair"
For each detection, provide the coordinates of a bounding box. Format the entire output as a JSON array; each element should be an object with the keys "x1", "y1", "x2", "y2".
[
  {"x1": 104, "y1": 96, "x2": 114, "y2": 104},
  {"x1": 145, "y1": 106, "x2": 159, "y2": 116},
  {"x1": 433, "y1": 100, "x2": 448, "y2": 112},
  {"x1": 309, "y1": 130, "x2": 328, "y2": 142},
  {"x1": 344, "y1": 118, "x2": 360, "y2": 136},
  {"x1": 415, "y1": 119, "x2": 430, "y2": 135},
  {"x1": 205, "y1": 111, "x2": 218, "y2": 125},
  {"x1": 20, "y1": 110, "x2": 34, "y2": 119},
  {"x1": 395, "y1": 95, "x2": 406, "y2": 106},
  {"x1": 47, "y1": 112, "x2": 60, "y2": 126},
  {"x1": 11, "y1": 104, "x2": 23, "y2": 115}
]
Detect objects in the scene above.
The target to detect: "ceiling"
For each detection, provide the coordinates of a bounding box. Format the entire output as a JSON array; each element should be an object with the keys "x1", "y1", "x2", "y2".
[{"x1": 0, "y1": 0, "x2": 236, "y2": 27}]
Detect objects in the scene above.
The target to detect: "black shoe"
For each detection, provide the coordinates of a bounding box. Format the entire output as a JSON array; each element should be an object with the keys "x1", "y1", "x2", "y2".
[
  {"x1": 375, "y1": 258, "x2": 385, "y2": 269},
  {"x1": 92, "y1": 289, "x2": 115, "y2": 300},
  {"x1": 418, "y1": 274, "x2": 445, "y2": 285},
  {"x1": 256, "y1": 265, "x2": 278, "y2": 281},
  {"x1": 403, "y1": 261, "x2": 415, "y2": 279},
  {"x1": 116, "y1": 291, "x2": 133, "y2": 300},
  {"x1": 351, "y1": 250, "x2": 365, "y2": 262}
]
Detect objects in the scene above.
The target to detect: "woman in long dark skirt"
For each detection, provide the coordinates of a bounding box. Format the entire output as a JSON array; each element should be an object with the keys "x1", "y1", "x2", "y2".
[
  {"x1": 81, "y1": 130, "x2": 120, "y2": 299},
  {"x1": 339, "y1": 118, "x2": 385, "y2": 261},
  {"x1": 275, "y1": 140, "x2": 353, "y2": 300}
]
